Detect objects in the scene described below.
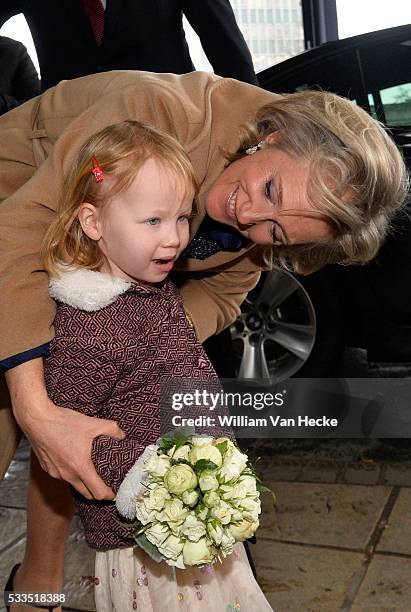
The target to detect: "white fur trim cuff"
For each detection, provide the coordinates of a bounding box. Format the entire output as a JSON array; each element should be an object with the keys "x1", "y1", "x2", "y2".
[{"x1": 115, "y1": 445, "x2": 158, "y2": 520}]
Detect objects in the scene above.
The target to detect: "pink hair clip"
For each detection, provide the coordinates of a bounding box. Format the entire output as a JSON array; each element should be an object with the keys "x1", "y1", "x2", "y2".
[{"x1": 91, "y1": 156, "x2": 104, "y2": 183}]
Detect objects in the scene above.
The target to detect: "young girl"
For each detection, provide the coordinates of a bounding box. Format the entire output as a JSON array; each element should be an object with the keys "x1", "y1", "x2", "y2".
[{"x1": 41, "y1": 121, "x2": 273, "y2": 612}]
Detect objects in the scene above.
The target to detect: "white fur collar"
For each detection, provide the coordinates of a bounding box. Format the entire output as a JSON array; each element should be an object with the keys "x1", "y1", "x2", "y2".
[{"x1": 49, "y1": 266, "x2": 131, "y2": 311}]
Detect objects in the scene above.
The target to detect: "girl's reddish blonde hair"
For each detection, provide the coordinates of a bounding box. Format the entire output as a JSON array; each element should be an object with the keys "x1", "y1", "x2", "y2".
[{"x1": 42, "y1": 120, "x2": 197, "y2": 276}]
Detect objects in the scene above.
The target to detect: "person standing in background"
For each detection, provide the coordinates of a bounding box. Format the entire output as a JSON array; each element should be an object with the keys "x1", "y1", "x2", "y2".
[
  {"x1": 0, "y1": 35, "x2": 40, "y2": 115},
  {"x1": 0, "y1": 0, "x2": 258, "y2": 91}
]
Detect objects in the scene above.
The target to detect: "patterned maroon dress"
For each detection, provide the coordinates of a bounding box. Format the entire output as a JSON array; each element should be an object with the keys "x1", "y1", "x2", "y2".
[{"x1": 44, "y1": 268, "x2": 219, "y2": 550}]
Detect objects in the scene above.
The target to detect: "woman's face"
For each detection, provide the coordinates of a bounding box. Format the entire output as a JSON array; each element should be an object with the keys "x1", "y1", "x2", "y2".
[{"x1": 206, "y1": 139, "x2": 333, "y2": 247}]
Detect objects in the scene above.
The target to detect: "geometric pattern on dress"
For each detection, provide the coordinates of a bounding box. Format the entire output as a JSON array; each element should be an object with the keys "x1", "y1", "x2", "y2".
[{"x1": 44, "y1": 279, "x2": 220, "y2": 550}]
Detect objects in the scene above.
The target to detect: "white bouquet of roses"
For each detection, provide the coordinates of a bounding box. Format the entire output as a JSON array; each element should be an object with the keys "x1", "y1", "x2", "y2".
[{"x1": 115, "y1": 431, "x2": 273, "y2": 569}]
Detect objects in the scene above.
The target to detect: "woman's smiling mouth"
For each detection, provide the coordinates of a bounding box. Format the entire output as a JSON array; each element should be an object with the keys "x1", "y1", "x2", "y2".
[{"x1": 226, "y1": 186, "x2": 239, "y2": 222}]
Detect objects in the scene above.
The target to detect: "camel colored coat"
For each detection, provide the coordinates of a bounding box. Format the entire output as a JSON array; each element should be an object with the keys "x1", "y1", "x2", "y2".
[
  {"x1": 0, "y1": 70, "x2": 276, "y2": 359},
  {"x1": 0, "y1": 71, "x2": 276, "y2": 476}
]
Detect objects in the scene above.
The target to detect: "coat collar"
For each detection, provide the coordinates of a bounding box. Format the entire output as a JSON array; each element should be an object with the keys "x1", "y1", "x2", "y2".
[{"x1": 49, "y1": 266, "x2": 131, "y2": 311}]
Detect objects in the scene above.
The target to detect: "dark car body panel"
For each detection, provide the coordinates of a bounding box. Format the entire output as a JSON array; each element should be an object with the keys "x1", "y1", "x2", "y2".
[{"x1": 258, "y1": 25, "x2": 411, "y2": 362}]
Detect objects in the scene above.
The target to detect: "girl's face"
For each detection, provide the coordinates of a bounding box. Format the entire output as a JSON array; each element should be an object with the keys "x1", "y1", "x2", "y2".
[
  {"x1": 206, "y1": 139, "x2": 333, "y2": 247},
  {"x1": 81, "y1": 158, "x2": 194, "y2": 284}
]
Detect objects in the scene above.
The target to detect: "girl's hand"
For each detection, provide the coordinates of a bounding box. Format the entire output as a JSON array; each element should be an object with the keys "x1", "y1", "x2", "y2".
[{"x1": 5, "y1": 358, "x2": 125, "y2": 500}]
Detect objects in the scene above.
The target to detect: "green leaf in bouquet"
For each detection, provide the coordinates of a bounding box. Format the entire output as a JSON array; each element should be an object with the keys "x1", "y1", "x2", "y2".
[
  {"x1": 194, "y1": 459, "x2": 218, "y2": 473},
  {"x1": 158, "y1": 427, "x2": 195, "y2": 451},
  {"x1": 244, "y1": 462, "x2": 264, "y2": 484},
  {"x1": 134, "y1": 533, "x2": 165, "y2": 564},
  {"x1": 170, "y1": 457, "x2": 191, "y2": 467},
  {"x1": 215, "y1": 440, "x2": 228, "y2": 456},
  {"x1": 132, "y1": 522, "x2": 148, "y2": 538},
  {"x1": 256, "y1": 483, "x2": 276, "y2": 502}
]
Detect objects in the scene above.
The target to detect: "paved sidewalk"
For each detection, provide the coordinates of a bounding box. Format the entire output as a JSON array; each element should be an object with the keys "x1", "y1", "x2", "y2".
[{"x1": 1, "y1": 438, "x2": 410, "y2": 611}]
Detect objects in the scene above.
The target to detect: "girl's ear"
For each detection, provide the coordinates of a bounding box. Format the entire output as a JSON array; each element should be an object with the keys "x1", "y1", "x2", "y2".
[{"x1": 78, "y1": 203, "x2": 102, "y2": 241}]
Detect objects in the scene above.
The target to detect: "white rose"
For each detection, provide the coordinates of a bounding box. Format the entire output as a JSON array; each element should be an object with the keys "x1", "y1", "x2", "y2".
[
  {"x1": 168, "y1": 444, "x2": 191, "y2": 461},
  {"x1": 210, "y1": 501, "x2": 233, "y2": 525},
  {"x1": 183, "y1": 538, "x2": 215, "y2": 566},
  {"x1": 161, "y1": 498, "x2": 188, "y2": 523},
  {"x1": 164, "y1": 464, "x2": 198, "y2": 495},
  {"x1": 221, "y1": 475, "x2": 257, "y2": 501},
  {"x1": 198, "y1": 470, "x2": 219, "y2": 492},
  {"x1": 157, "y1": 534, "x2": 184, "y2": 561},
  {"x1": 145, "y1": 522, "x2": 170, "y2": 547},
  {"x1": 182, "y1": 489, "x2": 199, "y2": 507},
  {"x1": 203, "y1": 490, "x2": 220, "y2": 508},
  {"x1": 238, "y1": 497, "x2": 261, "y2": 522},
  {"x1": 166, "y1": 521, "x2": 185, "y2": 538},
  {"x1": 195, "y1": 505, "x2": 209, "y2": 521},
  {"x1": 190, "y1": 444, "x2": 223, "y2": 468},
  {"x1": 181, "y1": 514, "x2": 207, "y2": 542},
  {"x1": 145, "y1": 485, "x2": 171, "y2": 511},
  {"x1": 135, "y1": 499, "x2": 157, "y2": 525},
  {"x1": 231, "y1": 508, "x2": 244, "y2": 522},
  {"x1": 207, "y1": 520, "x2": 224, "y2": 545},
  {"x1": 237, "y1": 474, "x2": 258, "y2": 495},
  {"x1": 145, "y1": 453, "x2": 171, "y2": 477},
  {"x1": 228, "y1": 519, "x2": 259, "y2": 542},
  {"x1": 173, "y1": 445, "x2": 191, "y2": 461},
  {"x1": 191, "y1": 436, "x2": 214, "y2": 447},
  {"x1": 166, "y1": 554, "x2": 185, "y2": 570},
  {"x1": 219, "y1": 447, "x2": 248, "y2": 482},
  {"x1": 219, "y1": 484, "x2": 234, "y2": 501},
  {"x1": 220, "y1": 530, "x2": 235, "y2": 557}
]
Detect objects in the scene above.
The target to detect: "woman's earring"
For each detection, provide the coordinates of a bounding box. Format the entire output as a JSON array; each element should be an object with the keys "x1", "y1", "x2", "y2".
[{"x1": 245, "y1": 141, "x2": 265, "y2": 155}]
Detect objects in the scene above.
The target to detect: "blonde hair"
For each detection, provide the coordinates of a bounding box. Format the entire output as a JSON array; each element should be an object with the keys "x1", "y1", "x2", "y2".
[
  {"x1": 230, "y1": 90, "x2": 409, "y2": 274},
  {"x1": 43, "y1": 121, "x2": 197, "y2": 276}
]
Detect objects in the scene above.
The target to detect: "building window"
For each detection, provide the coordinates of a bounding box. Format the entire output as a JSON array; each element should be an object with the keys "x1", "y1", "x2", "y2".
[{"x1": 182, "y1": 0, "x2": 305, "y2": 74}]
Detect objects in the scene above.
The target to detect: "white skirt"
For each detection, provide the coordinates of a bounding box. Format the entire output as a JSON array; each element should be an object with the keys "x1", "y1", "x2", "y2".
[{"x1": 94, "y1": 543, "x2": 273, "y2": 611}]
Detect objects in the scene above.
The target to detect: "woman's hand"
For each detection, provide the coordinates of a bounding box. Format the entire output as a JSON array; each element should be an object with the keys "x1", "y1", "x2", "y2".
[{"x1": 5, "y1": 358, "x2": 125, "y2": 500}]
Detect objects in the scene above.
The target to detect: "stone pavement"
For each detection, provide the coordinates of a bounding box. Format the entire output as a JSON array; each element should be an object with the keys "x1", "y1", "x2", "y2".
[{"x1": 1, "y1": 438, "x2": 410, "y2": 612}]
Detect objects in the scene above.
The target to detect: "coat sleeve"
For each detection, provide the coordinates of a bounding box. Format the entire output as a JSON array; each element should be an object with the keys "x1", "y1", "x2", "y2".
[
  {"x1": 44, "y1": 305, "x2": 149, "y2": 493},
  {"x1": 10, "y1": 41, "x2": 41, "y2": 101},
  {"x1": 177, "y1": 246, "x2": 270, "y2": 342},
  {"x1": 91, "y1": 435, "x2": 146, "y2": 494},
  {"x1": 182, "y1": 0, "x2": 258, "y2": 85},
  {"x1": 0, "y1": 43, "x2": 40, "y2": 115}
]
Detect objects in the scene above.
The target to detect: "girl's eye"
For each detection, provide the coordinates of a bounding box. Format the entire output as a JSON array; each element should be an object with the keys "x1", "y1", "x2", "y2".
[{"x1": 146, "y1": 218, "x2": 160, "y2": 226}]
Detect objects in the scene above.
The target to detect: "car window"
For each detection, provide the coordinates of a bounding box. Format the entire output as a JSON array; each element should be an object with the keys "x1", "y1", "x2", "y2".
[
  {"x1": 359, "y1": 33, "x2": 411, "y2": 126},
  {"x1": 372, "y1": 84, "x2": 411, "y2": 127}
]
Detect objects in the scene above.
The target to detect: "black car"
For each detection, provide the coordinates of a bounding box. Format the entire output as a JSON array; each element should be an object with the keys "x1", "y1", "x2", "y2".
[{"x1": 210, "y1": 25, "x2": 411, "y2": 383}]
